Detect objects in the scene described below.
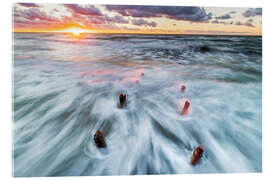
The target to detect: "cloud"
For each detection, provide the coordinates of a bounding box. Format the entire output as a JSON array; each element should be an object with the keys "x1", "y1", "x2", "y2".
[
  {"x1": 215, "y1": 14, "x2": 231, "y2": 19},
  {"x1": 63, "y1": 4, "x2": 130, "y2": 27},
  {"x1": 235, "y1": 21, "x2": 254, "y2": 27},
  {"x1": 211, "y1": 19, "x2": 234, "y2": 25},
  {"x1": 105, "y1": 25, "x2": 140, "y2": 31},
  {"x1": 131, "y1": 18, "x2": 157, "y2": 27},
  {"x1": 106, "y1": 15, "x2": 129, "y2": 24},
  {"x1": 219, "y1": 21, "x2": 227, "y2": 25},
  {"x1": 122, "y1": 26, "x2": 140, "y2": 31},
  {"x1": 244, "y1": 21, "x2": 254, "y2": 27},
  {"x1": 63, "y1": 4, "x2": 102, "y2": 16},
  {"x1": 71, "y1": 14, "x2": 130, "y2": 27},
  {"x1": 14, "y1": 3, "x2": 133, "y2": 32},
  {"x1": 13, "y1": 7, "x2": 59, "y2": 22},
  {"x1": 185, "y1": 29, "x2": 252, "y2": 35},
  {"x1": 235, "y1": 21, "x2": 242, "y2": 25},
  {"x1": 211, "y1": 20, "x2": 219, "y2": 24},
  {"x1": 230, "y1": 11, "x2": 237, "y2": 14},
  {"x1": 63, "y1": 4, "x2": 158, "y2": 28},
  {"x1": 13, "y1": 3, "x2": 260, "y2": 34},
  {"x1": 255, "y1": 8, "x2": 262, "y2": 15},
  {"x1": 18, "y1": 3, "x2": 39, "y2": 8},
  {"x1": 13, "y1": 6, "x2": 81, "y2": 30},
  {"x1": 243, "y1": 8, "x2": 262, "y2": 17},
  {"x1": 105, "y1": 5, "x2": 211, "y2": 22}
]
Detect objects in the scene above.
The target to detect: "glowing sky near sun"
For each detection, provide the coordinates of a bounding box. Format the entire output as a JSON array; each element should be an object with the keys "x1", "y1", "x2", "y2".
[{"x1": 13, "y1": 3, "x2": 262, "y2": 35}]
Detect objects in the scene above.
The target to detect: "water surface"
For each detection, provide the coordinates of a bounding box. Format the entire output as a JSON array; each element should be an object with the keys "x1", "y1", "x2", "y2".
[{"x1": 13, "y1": 33, "x2": 262, "y2": 176}]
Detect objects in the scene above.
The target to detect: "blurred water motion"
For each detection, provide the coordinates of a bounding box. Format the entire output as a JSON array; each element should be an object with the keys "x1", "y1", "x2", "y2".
[{"x1": 13, "y1": 33, "x2": 262, "y2": 176}]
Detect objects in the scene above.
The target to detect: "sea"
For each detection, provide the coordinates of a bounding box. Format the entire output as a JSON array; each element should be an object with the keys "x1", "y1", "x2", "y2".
[{"x1": 12, "y1": 33, "x2": 262, "y2": 176}]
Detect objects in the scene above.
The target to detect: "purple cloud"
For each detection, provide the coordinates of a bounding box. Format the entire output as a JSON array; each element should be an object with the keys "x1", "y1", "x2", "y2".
[
  {"x1": 64, "y1": 4, "x2": 102, "y2": 16},
  {"x1": 131, "y1": 18, "x2": 157, "y2": 27},
  {"x1": 18, "y1": 3, "x2": 39, "y2": 8},
  {"x1": 215, "y1": 14, "x2": 231, "y2": 19},
  {"x1": 63, "y1": 4, "x2": 130, "y2": 26},
  {"x1": 105, "y1": 5, "x2": 211, "y2": 22},
  {"x1": 13, "y1": 7, "x2": 59, "y2": 22},
  {"x1": 106, "y1": 15, "x2": 129, "y2": 24},
  {"x1": 74, "y1": 14, "x2": 130, "y2": 26}
]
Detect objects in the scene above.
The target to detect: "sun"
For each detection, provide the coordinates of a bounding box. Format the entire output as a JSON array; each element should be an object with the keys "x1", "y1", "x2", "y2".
[
  {"x1": 71, "y1": 29, "x2": 81, "y2": 36},
  {"x1": 58, "y1": 27, "x2": 92, "y2": 36}
]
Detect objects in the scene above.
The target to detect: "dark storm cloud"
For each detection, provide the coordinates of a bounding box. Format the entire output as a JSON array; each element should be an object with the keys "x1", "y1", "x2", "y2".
[
  {"x1": 131, "y1": 18, "x2": 157, "y2": 27},
  {"x1": 105, "y1": 5, "x2": 211, "y2": 22},
  {"x1": 63, "y1": 4, "x2": 102, "y2": 16},
  {"x1": 18, "y1": 3, "x2": 39, "y2": 8},
  {"x1": 215, "y1": 14, "x2": 231, "y2": 19},
  {"x1": 243, "y1": 8, "x2": 262, "y2": 17}
]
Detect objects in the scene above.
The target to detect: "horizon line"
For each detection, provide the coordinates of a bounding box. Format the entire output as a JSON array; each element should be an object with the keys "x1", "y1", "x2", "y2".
[{"x1": 12, "y1": 31, "x2": 262, "y2": 37}]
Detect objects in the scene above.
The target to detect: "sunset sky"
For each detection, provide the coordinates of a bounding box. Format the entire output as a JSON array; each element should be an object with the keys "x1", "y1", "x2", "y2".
[{"x1": 13, "y1": 3, "x2": 262, "y2": 35}]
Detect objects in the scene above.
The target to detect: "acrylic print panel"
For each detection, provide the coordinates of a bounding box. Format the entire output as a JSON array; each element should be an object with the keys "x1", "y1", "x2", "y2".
[{"x1": 12, "y1": 2, "x2": 262, "y2": 177}]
